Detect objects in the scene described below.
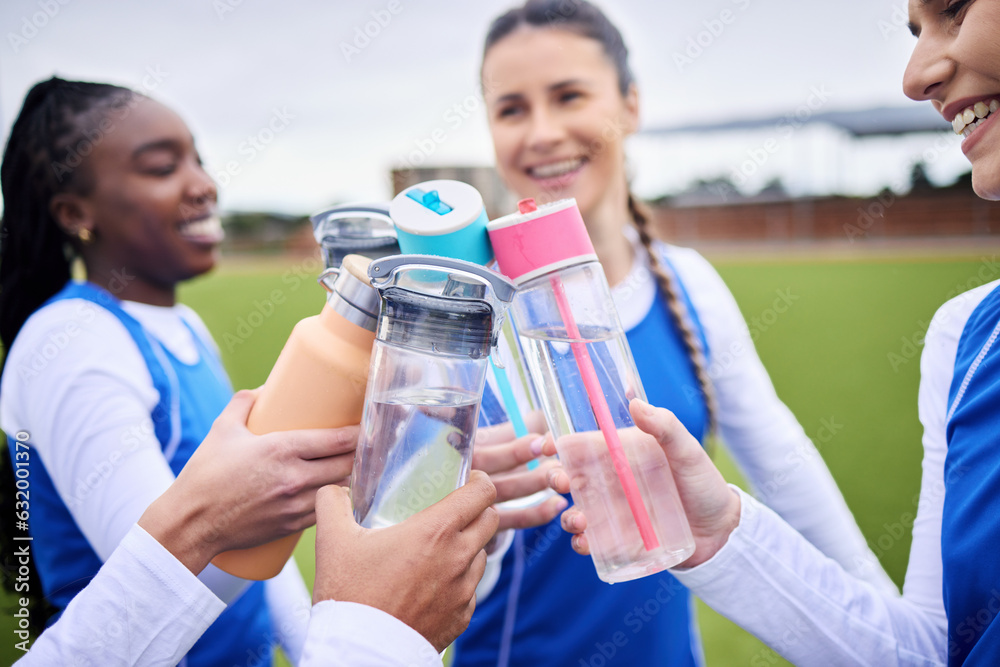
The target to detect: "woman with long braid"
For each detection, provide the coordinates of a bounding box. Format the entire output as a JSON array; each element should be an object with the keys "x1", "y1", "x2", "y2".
[
  {"x1": 454, "y1": 2, "x2": 897, "y2": 665},
  {"x1": 0, "y1": 78, "x2": 353, "y2": 666}
]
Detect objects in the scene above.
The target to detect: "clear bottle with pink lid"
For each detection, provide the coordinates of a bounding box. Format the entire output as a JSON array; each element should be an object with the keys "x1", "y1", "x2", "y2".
[{"x1": 487, "y1": 198, "x2": 695, "y2": 583}]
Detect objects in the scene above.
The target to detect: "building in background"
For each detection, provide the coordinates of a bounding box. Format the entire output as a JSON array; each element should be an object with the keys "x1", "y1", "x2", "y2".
[
  {"x1": 232, "y1": 105, "x2": 998, "y2": 255},
  {"x1": 389, "y1": 163, "x2": 998, "y2": 248},
  {"x1": 387, "y1": 105, "x2": 998, "y2": 249},
  {"x1": 649, "y1": 171, "x2": 999, "y2": 247}
]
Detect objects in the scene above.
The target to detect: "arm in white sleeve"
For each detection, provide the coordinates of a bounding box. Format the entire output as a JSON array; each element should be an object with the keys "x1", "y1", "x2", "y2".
[
  {"x1": 15, "y1": 524, "x2": 225, "y2": 667},
  {"x1": 1, "y1": 302, "x2": 249, "y2": 603},
  {"x1": 265, "y1": 558, "x2": 312, "y2": 666},
  {"x1": 668, "y1": 287, "x2": 979, "y2": 666},
  {"x1": 672, "y1": 487, "x2": 947, "y2": 666},
  {"x1": 670, "y1": 247, "x2": 896, "y2": 593},
  {"x1": 301, "y1": 601, "x2": 443, "y2": 667}
]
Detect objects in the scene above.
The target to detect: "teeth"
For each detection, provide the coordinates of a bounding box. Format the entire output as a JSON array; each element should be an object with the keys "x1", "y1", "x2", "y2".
[
  {"x1": 962, "y1": 117, "x2": 989, "y2": 139},
  {"x1": 179, "y1": 215, "x2": 224, "y2": 242},
  {"x1": 952, "y1": 99, "x2": 1000, "y2": 136},
  {"x1": 530, "y1": 158, "x2": 584, "y2": 179}
]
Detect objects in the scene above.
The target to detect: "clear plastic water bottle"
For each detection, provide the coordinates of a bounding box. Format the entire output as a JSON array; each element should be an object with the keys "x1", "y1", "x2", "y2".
[
  {"x1": 390, "y1": 180, "x2": 551, "y2": 510},
  {"x1": 350, "y1": 254, "x2": 516, "y2": 528},
  {"x1": 488, "y1": 198, "x2": 695, "y2": 583}
]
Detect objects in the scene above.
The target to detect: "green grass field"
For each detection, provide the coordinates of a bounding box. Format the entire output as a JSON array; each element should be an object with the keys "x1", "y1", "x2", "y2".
[{"x1": 2, "y1": 249, "x2": 995, "y2": 665}]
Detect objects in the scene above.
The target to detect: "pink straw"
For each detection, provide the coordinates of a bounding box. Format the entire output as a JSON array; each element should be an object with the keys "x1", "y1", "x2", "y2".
[{"x1": 550, "y1": 275, "x2": 659, "y2": 551}]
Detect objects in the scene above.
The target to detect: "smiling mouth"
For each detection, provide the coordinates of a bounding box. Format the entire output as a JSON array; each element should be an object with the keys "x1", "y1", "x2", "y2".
[
  {"x1": 179, "y1": 215, "x2": 224, "y2": 243},
  {"x1": 527, "y1": 157, "x2": 586, "y2": 179},
  {"x1": 952, "y1": 99, "x2": 1000, "y2": 138}
]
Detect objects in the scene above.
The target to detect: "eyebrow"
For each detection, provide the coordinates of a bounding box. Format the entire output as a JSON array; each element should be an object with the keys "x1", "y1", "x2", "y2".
[
  {"x1": 549, "y1": 78, "x2": 587, "y2": 91},
  {"x1": 132, "y1": 139, "x2": 182, "y2": 158},
  {"x1": 492, "y1": 78, "x2": 590, "y2": 106}
]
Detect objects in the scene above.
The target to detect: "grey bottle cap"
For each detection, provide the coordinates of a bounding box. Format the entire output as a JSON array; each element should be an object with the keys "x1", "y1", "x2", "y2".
[
  {"x1": 368, "y1": 255, "x2": 515, "y2": 357},
  {"x1": 310, "y1": 203, "x2": 399, "y2": 269},
  {"x1": 319, "y1": 254, "x2": 380, "y2": 332}
]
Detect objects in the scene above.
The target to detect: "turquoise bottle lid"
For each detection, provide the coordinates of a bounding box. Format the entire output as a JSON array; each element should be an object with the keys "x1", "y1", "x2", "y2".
[{"x1": 389, "y1": 180, "x2": 492, "y2": 265}]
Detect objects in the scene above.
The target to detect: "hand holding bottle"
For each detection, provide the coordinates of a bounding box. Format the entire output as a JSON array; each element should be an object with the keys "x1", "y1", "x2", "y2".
[
  {"x1": 312, "y1": 471, "x2": 500, "y2": 652},
  {"x1": 471, "y1": 416, "x2": 568, "y2": 530},
  {"x1": 138, "y1": 389, "x2": 359, "y2": 574},
  {"x1": 547, "y1": 399, "x2": 741, "y2": 569}
]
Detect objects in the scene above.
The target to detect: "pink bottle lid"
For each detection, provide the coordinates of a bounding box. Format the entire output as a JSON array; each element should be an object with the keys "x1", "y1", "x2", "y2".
[{"x1": 486, "y1": 198, "x2": 597, "y2": 285}]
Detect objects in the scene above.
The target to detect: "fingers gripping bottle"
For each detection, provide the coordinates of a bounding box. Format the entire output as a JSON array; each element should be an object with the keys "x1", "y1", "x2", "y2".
[
  {"x1": 488, "y1": 198, "x2": 695, "y2": 583},
  {"x1": 350, "y1": 254, "x2": 516, "y2": 528},
  {"x1": 390, "y1": 181, "x2": 550, "y2": 510},
  {"x1": 211, "y1": 254, "x2": 380, "y2": 580}
]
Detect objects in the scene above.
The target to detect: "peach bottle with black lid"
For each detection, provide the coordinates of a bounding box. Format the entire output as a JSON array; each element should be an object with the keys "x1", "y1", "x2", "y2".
[{"x1": 211, "y1": 254, "x2": 380, "y2": 580}]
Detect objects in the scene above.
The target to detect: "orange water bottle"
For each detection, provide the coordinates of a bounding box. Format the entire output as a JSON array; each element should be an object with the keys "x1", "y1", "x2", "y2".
[{"x1": 211, "y1": 254, "x2": 380, "y2": 580}]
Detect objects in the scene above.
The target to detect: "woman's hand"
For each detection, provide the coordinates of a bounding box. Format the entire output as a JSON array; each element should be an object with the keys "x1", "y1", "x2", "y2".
[
  {"x1": 547, "y1": 399, "x2": 740, "y2": 568},
  {"x1": 138, "y1": 389, "x2": 360, "y2": 573},
  {"x1": 472, "y1": 418, "x2": 568, "y2": 531}
]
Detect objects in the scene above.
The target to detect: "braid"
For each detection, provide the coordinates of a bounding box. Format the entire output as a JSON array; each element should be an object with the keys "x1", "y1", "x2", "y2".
[
  {"x1": 628, "y1": 192, "x2": 718, "y2": 438},
  {"x1": 0, "y1": 78, "x2": 134, "y2": 357},
  {"x1": 0, "y1": 76, "x2": 135, "y2": 631}
]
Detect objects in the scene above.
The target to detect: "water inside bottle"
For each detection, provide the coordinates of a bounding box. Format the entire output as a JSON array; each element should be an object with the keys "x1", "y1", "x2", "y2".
[
  {"x1": 555, "y1": 428, "x2": 695, "y2": 583},
  {"x1": 518, "y1": 324, "x2": 639, "y2": 437},
  {"x1": 354, "y1": 388, "x2": 479, "y2": 529},
  {"x1": 519, "y1": 324, "x2": 694, "y2": 582}
]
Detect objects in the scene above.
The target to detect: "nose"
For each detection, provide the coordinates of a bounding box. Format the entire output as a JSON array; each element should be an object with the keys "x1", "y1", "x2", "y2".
[
  {"x1": 525, "y1": 106, "x2": 566, "y2": 151},
  {"x1": 187, "y1": 160, "x2": 218, "y2": 210},
  {"x1": 903, "y1": 31, "x2": 955, "y2": 104}
]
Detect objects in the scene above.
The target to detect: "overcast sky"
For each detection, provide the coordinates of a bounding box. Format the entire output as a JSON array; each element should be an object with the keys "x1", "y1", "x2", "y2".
[{"x1": 0, "y1": 0, "x2": 966, "y2": 215}]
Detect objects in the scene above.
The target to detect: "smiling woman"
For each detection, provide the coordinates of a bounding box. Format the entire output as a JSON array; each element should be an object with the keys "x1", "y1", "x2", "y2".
[
  {"x1": 903, "y1": 0, "x2": 1000, "y2": 200},
  {"x1": 451, "y1": 2, "x2": 898, "y2": 667},
  {"x1": 0, "y1": 78, "x2": 309, "y2": 666}
]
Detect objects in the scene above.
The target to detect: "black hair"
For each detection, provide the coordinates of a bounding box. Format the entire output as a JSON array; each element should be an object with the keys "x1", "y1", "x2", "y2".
[
  {"x1": 0, "y1": 76, "x2": 136, "y2": 632},
  {"x1": 483, "y1": 1, "x2": 719, "y2": 437}
]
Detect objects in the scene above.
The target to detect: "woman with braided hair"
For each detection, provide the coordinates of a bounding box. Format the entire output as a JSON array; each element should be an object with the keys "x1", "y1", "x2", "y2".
[
  {"x1": 454, "y1": 2, "x2": 898, "y2": 665},
  {"x1": 0, "y1": 78, "x2": 355, "y2": 666}
]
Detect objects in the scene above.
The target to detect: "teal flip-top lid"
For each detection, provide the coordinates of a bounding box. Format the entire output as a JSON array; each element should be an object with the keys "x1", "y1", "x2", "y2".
[{"x1": 389, "y1": 179, "x2": 492, "y2": 265}]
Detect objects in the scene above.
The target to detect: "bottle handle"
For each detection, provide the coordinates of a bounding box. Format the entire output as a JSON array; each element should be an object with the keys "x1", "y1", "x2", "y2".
[
  {"x1": 369, "y1": 254, "x2": 516, "y2": 304},
  {"x1": 489, "y1": 312, "x2": 506, "y2": 369},
  {"x1": 318, "y1": 267, "x2": 340, "y2": 293}
]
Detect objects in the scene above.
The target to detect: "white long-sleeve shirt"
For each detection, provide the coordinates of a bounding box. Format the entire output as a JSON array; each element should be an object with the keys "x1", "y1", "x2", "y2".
[
  {"x1": 14, "y1": 524, "x2": 441, "y2": 667},
  {"x1": 0, "y1": 297, "x2": 310, "y2": 659},
  {"x1": 670, "y1": 280, "x2": 1000, "y2": 665}
]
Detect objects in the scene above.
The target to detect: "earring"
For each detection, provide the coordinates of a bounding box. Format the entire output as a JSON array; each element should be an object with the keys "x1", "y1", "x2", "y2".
[{"x1": 77, "y1": 228, "x2": 93, "y2": 244}]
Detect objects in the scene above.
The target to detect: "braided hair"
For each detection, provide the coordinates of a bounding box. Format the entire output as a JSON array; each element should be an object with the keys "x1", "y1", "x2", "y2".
[
  {"x1": 628, "y1": 194, "x2": 718, "y2": 435},
  {"x1": 483, "y1": 1, "x2": 719, "y2": 435},
  {"x1": 0, "y1": 77, "x2": 137, "y2": 631}
]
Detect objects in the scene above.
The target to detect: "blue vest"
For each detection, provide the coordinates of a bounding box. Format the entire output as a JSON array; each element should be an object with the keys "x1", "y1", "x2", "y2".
[
  {"x1": 455, "y1": 256, "x2": 711, "y2": 667},
  {"x1": 942, "y1": 283, "x2": 1000, "y2": 666},
  {"x1": 9, "y1": 281, "x2": 273, "y2": 667}
]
